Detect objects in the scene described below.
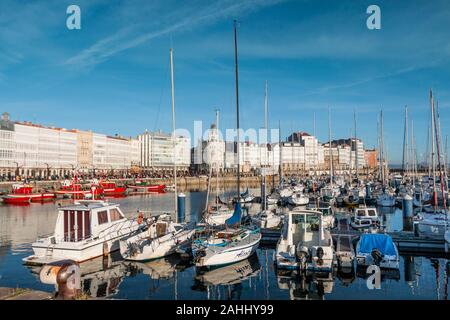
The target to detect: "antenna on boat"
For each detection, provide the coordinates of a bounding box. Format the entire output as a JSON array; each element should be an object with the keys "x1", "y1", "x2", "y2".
[
  {"x1": 170, "y1": 48, "x2": 178, "y2": 218},
  {"x1": 234, "y1": 19, "x2": 241, "y2": 200}
]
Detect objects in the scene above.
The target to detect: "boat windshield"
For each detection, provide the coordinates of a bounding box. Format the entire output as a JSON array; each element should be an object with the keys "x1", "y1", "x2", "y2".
[{"x1": 292, "y1": 214, "x2": 319, "y2": 228}]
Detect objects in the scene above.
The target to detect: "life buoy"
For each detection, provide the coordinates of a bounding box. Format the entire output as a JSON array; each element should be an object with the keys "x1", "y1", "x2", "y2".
[{"x1": 137, "y1": 212, "x2": 144, "y2": 224}]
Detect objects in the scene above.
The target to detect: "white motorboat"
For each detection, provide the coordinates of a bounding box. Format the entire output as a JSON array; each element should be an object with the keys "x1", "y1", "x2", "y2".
[
  {"x1": 23, "y1": 200, "x2": 144, "y2": 265},
  {"x1": 276, "y1": 209, "x2": 334, "y2": 273},
  {"x1": 355, "y1": 233, "x2": 399, "y2": 269},
  {"x1": 307, "y1": 205, "x2": 335, "y2": 229},
  {"x1": 193, "y1": 203, "x2": 261, "y2": 268},
  {"x1": 377, "y1": 191, "x2": 396, "y2": 207},
  {"x1": 251, "y1": 209, "x2": 282, "y2": 230},
  {"x1": 350, "y1": 207, "x2": 380, "y2": 230},
  {"x1": 288, "y1": 192, "x2": 310, "y2": 206},
  {"x1": 416, "y1": 211, "x2": 449, "y2": 239},
  {"x1": 119, "y1": 214, "x2": 195, "y2": 261}
]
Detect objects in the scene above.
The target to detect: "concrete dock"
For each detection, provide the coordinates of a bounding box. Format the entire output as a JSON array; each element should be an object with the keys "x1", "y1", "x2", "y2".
[{"x1": 0, "y1": 287, "x2": 53, "y2": 300}]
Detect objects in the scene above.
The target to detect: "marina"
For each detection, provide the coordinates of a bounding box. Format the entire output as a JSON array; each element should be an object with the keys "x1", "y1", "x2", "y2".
[{"x1": 0, "y1": 187, "x2": 449, "y2": 300}]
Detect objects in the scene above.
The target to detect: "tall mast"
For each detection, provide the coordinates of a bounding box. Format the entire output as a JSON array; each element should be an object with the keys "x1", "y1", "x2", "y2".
[
  {"x1": 430, "y1": 90, "x2": 437, "y2": 207},
  {"x1": 432, "y1": 94, "x2": 446, "y2": 210},
  {"x1": 380, "y1": 110, "x2": 385, "y2": 185},
  {"x1": 279, "y1": 120, "x2": 283, "y2": 180},
  {"x1": 170, "y1": 48, "x2": 177, "y2": 216},
  {"x1": 402, "y1": 106, "x2": 409, "y2": 181},
  {"x1": 328, "y1": 107, "x2": 333, "y2": 185},
  {"x1": 216, "y1": 109, "x2": 220, "y2": 206},
  {"x1": 264, "y1": 80, "x2": 268, "y2": 132},
  {"x1": 354, "y1": 109, "x2": 358, "y2": 179},
  {"x1": 264, "y1": 81, "x2": 269, "y2": 169},
  {"x1": 233, "y1": 20, "x2": 241, "y2": 198},
  {"x1": 411, "y1": 119, "x2": 416, "y2": 186}
]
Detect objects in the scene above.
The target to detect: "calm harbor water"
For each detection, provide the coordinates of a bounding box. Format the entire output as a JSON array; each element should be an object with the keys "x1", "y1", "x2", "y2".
[{"x1": 0, "y1": 188, "x2": 449, "y2": 300}]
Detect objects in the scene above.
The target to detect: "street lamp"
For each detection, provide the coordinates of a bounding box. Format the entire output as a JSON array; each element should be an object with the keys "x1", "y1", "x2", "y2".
[
  {"x1": 44, "y1": 163, "x2": 50, "y2": 180},
  {"x1": 13, "y1": 161, "x2": 19, "y2": 180}
]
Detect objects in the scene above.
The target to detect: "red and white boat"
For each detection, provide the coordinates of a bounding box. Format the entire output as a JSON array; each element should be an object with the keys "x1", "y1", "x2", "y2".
[
  {"x1": 2, "y1": 184, "x2": 55, "y2": 205},
  {"x1": 127, "y1": 182, "x2": 166, "y2": 192},
  {"x1": 99, "y1": 181, "x2": 127, "y2": 196},
  {"x1": 55, "y1": 179, "x2": 92, "y2": 198}
]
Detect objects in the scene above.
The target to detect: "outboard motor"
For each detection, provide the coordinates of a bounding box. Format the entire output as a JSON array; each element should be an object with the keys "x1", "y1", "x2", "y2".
[
  {"x1": 316, "y1": 247, "x2": 324, "y2": 266},
  {"x1": 371, "y1": 248, "x2": 384, "y2": 266}
]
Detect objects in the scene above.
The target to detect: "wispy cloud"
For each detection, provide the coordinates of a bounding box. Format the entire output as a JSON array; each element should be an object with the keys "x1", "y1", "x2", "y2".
[{"x1": 65, "y1": 0, "x2": 285, "y2": 69}]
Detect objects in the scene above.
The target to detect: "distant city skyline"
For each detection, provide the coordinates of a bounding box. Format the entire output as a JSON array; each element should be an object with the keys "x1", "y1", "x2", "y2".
[{"x1": 1, "y1": 0, "x2": 450, "y2": 164}]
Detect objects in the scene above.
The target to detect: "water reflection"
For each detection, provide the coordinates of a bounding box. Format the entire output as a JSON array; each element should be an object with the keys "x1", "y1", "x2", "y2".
[
  {"x1": 26, "y1": 251, "x2": 126, "y2": 299},
  {"x1": 277, "y1": 271, "x2": 334, "y2": 300}
]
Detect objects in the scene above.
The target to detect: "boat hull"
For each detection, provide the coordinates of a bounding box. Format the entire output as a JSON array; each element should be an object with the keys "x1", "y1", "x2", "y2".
[
  {"x1": 103, "y1": 187, "x2": 127, "y2": 196},
  {"x1": 29, "y1": 193, "x2": 56, "y2": 202},
  {"x1": 120, "y1": 229, "x2": 195, "y2": 261},
  {"x1": 195, "y1": 234, "x2": 261, "y2": 268},
  {"x1": 2, "y1": 195, "x2": 31, "y2": 204}
]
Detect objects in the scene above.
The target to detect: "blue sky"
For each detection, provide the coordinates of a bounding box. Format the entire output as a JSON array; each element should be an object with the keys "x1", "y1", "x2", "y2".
[{"x1": 1, "y1": 0, "x2": 450, "y2": 164}]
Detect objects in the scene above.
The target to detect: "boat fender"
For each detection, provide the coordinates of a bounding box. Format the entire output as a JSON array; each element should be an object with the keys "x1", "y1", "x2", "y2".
[{"x1": 137, "y1": 212, "x2": 144, "y2": 224}]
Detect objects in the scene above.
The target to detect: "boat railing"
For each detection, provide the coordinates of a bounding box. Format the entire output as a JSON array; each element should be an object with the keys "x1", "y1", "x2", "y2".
[{"x1": 95, "y1": 218, "x2": 141, "y2": 240}]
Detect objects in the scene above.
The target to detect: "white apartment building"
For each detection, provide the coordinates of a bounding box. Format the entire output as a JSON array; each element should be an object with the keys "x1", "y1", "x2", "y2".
[
  {"x1": 0, "y1": 113, "x2": 140, "y2": 177},
  {"x1": 138, "y1": 130, "x2": 191, "y2": 171}
]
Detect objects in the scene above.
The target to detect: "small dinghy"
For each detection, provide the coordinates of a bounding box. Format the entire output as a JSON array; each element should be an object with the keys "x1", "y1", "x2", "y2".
[{"x1": 355, "y1": 233, "x2": 399, "y2": 269}]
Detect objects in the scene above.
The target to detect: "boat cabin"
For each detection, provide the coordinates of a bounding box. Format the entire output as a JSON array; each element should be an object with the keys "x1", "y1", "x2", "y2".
[
  {"x1": 354, "y1": 207, "x2": 379, "y2": 222},
  {"x1": 53, "y1": 200, "x2": 127, "y2": 243},
  {"x1": 12, "y1": 184, "x2": 33, "y2": 194},
  {"x1": 285, "y1": 210, "x2": 331, "y2": 247}
]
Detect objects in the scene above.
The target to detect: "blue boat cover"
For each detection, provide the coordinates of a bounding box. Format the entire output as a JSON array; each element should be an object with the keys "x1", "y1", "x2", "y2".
[
  {"x1": 358, "y1": 234, "x2": 397, "y2": 256},
  {"x1": 225, "y1": 202, "x2": 242, "y2": 227}
]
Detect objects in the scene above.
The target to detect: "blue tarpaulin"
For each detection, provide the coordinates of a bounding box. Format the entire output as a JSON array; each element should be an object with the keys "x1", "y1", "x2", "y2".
[
  {"x1": 358, "y1": 234, "x2": 397, "y2": 256},
  {"x1": 225, "y1": 202, "x2": 242, "y2": 227}
]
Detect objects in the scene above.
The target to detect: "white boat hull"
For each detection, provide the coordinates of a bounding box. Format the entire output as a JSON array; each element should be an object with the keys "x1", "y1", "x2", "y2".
[
  {"x1": 120, "y1": 228, "x2": 195, "y2": 261},
  {"x1": 196, "y1": 234, "x2": 261, "y2": 267}
]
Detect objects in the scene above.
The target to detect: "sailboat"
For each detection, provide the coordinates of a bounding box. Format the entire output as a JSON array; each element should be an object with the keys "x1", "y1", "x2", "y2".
[
  {"x1": 119, "y1": 48, "x2": 194, "y2": 261},
  {"x1": 192, "y1": 20, "x2": 261, "y2": 268},
  {"x1": 376, "y1": 110, "x2": 396, "y2": 207},
  {"x1": 204, "y1": 111, "x2": 234, "y2": 227},
  {"x1": 417, "y1": 90, "x2": 449, "y2": 239}
]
